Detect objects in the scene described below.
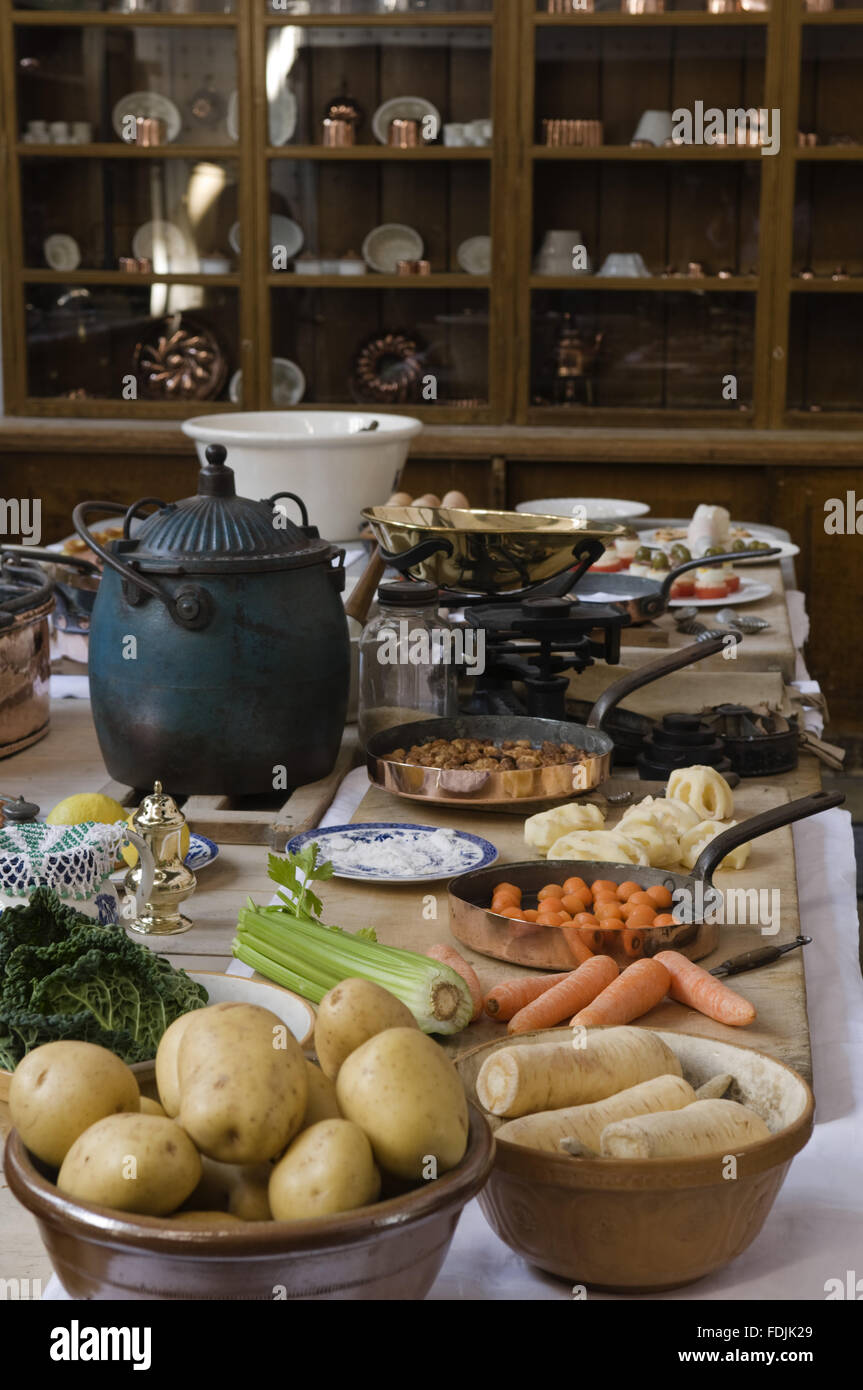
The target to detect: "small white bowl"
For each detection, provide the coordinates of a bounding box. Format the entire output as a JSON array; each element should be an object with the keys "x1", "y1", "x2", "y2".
[{"x1": 362, "y1": 223, "x2": 424, "y2": 274}]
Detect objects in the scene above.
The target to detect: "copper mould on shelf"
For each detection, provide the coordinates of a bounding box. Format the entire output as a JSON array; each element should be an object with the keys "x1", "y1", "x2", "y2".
[
  {"x1": 546, "y1": 0, "x2": 594, "y2": 12},
  {"x1": 622, "y1": 0, "x2": 664, "y2": 12},
  {"x1": 797, "y1": 131, "x2": 819, "y2": 147},
  {"x1": 321, "y1": 117, "x2": 354, "y2": 147},
  {"x1": 542, "y1": 118, "x2": 603, "y2": 147},
  {"x1": 396, "y1": 259, "x2": 431, "y2": 276},
  {"x1": 388, "y1": 118, "x2": 420, "y2": 148},
  {"x1": 687, "y1": 261, "x2": 706, "y2": 278}
]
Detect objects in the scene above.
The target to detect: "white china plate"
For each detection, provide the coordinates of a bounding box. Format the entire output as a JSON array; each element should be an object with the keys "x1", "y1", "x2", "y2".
[
  {"x1": 229, "y1": 358, "x2": 305, "y2": 406},
  {"x1": 456, "y1": 235, "x2": 492, "y2": 275},
  {"x1": 637, "y1": 525, "x2": 799, "y2": 565},
  {"x1": 285, "y1": 823, "x2": 498, "y2": 884},
  {"x1": 371, "y1": 95, "x2": 441, "y2": 145},
  {"x1": 362, "y1": 222, "x2": 424, "y2": 274},
  {"x1": 184, "y1": 972, "x2": 314, "y2": 1049},
  {"x1": 43, "y1": 234, "x2": 81, "y2": 272},
  {"x1": 668, "y1": 580, "x2": 774, "y2": 608},
  {"x1": 112, "y1": 90, "x2": 181, "y2": 144},
  {"x1": 131, "y1": 220, "x2": 196, "y2": 272},
  {"x1": 229, "y1": 214, "x2": 303, "y2": 261},
  {"x1": 226, "y1": 86, "x2": 297, "y2": 146}
]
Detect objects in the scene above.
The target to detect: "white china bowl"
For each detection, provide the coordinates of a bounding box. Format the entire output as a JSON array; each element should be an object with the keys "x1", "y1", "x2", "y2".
[
  {"x1": 182, "y1": 410, "x2": 424, "y2": 540},
  {"x1": 516, "y1": 497, "x2": 651, "y2": 525}
]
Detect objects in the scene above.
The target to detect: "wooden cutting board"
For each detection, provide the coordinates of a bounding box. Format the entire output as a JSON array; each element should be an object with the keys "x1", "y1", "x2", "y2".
[{"x1": 314, "y1": 777, "x2": 812, "y2": 1080}]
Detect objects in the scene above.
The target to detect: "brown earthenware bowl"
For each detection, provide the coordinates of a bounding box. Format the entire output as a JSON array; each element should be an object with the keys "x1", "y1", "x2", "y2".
[
  {"x1": 456, "y1": 1028, "x2": 813, "y2": 1293},
  {"x1": 4, "y1": 1106, "x2": 493, "y2": 1301}
]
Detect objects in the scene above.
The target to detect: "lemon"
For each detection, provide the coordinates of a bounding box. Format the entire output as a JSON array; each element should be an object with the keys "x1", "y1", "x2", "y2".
[
  {"x1": 121, "y1": 814, "x2": 190, "y2": 868},
  {"x1": 46, "y1": 792, "x2": 128, "y2": 827}
]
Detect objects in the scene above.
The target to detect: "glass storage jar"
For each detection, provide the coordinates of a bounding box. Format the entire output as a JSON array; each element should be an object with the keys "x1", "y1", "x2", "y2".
[{"x1": 358, "y1": 580, "x2": 458, "y2": 750}]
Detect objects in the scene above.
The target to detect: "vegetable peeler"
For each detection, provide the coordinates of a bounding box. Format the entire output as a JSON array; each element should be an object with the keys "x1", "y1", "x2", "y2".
[{"x1": 709, "y1": 936, "x2": 812, "y2": 978}]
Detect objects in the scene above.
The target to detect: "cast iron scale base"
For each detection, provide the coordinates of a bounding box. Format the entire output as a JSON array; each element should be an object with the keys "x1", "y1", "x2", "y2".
[{"x1": 376, "y1": 540, "x2": 630, "y2": 722}]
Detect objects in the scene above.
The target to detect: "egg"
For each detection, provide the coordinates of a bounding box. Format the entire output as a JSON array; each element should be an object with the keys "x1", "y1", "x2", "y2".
[
  {"x1": 441, "y1": 490, "x2": 470, "y2": 511},
  {"x1": 386, "y1": 491, "x2": 413, "y2": 507},
  {"x1": 411, "y1": 493, "x2": 441, "y2": 508}
]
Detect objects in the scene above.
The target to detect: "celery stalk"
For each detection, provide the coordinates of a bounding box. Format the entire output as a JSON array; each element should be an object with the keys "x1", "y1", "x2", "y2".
[{"x1": 233, "y1": 904, "x2": 472, "y2": 1034}]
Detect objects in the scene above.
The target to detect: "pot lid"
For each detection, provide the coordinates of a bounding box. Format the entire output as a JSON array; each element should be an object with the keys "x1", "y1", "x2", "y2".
[{"x1": 127, "y1": 445, "x2": 335, "y2": 573}]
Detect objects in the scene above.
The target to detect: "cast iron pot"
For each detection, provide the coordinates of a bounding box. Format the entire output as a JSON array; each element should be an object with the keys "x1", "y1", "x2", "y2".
[{"x1": 73, "y1": 445, "x2": 351, "y2": 795}]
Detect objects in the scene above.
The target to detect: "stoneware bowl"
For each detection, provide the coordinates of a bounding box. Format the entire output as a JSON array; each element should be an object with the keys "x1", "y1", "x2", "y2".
[
  {"x1": 5, "y1": 1106, "x2": 493, "y2": 1301},
  {"x1": 456, "y1": 1028, "x2": 813, "y2": 1293}
]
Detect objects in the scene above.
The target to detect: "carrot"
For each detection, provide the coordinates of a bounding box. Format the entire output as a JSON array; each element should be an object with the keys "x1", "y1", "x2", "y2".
[
  {"x1": 562, "y1": 876, "x2": 590, "y2": 897},
  {"x1": 508, "y1": 954, "x2": 619, "y2": 1034},
  {"x1": 595, "y1": 900, "x2": 625, "y2": 921},
  {"x1": 653, "y1": 950, "x2": 756, "y2": 1027},
  {"x1": 591, "y1": 880, "x2": 619, "y2": 895},
  {"x1": 561, "y1": 892, "x2": 590, "y2": 915},
  {"x1": 560, "y1": 927, "x2": 595, "y2": 966},
  {"x1": 484, "y1": 972, "x2": 573, "y2": 1020},
  {"x1": 653, "y1": 913, "x2": 677, "y2": 928},
  {"x1": 425, "y1": 943, "x2": 484, "y2": 1021},
  {"x1": 570, "y1": 956, "x2": 671, "y2": 1027},
  {"x1": 538, "y1": 883, "x2": 564, "y2": 901}
]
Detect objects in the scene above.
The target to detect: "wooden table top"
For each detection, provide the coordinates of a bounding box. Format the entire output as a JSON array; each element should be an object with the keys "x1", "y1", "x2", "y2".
[{"x1": 0, "y1": 696, "x2": 823, "y2": 1293}]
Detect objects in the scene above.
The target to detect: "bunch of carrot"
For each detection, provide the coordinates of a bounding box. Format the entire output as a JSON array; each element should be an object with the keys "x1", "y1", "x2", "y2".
[
  {"x1": 490, "y1": 876, "x2": 678, "y2": 960},
  {"x1": 484, "y1": 948, "x2": 756, "y2": 1035}
]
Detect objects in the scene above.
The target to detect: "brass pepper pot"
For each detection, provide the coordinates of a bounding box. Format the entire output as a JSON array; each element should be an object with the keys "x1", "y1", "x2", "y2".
[{"x1": 123, "y1": 781, "x2": 196, "y2": 935}]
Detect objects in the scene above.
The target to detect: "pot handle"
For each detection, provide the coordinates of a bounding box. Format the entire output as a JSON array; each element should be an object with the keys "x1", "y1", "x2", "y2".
[
  {"x1": 657, "y1": 547, "x2": 782, "y2": 600},
  {"x1": 587, "y1": 632, "x2": 741, "y2": 730},
  {"x1": 692, "y1": 789, "x2": 845, "y2": 884},
  {"x1": 72, "y1": 501, "x2": 209, "y2": 630},
  {"x1": 0, "y1": 557, "x2": 55, "y2": 616},
  {"x1": 119, "y1": 829, "x2": 156, "y2": 921},
  {"x1": 266, "y1": 492, "x2": 309, "y2": 528},
  {"x1": 0, "y1": 544, "x2": 100, "y2": 577}
]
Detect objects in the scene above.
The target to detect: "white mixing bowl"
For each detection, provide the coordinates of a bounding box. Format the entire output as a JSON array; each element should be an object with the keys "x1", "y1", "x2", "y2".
[{"x1": 183, "y1": 411, "x2": 423, "y2": 540}]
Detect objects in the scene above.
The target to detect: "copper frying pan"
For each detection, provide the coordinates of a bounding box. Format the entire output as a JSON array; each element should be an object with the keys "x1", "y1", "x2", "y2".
[
  {"x1": 366, "y1": 632, "x2": 738, "y2": 809},
  {"x1": 447, "y1": 790, "x2": 843, "y2": 967}
]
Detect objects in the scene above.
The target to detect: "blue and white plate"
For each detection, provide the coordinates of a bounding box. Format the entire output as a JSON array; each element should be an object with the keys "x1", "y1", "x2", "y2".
[
  {"x1": 185, "y1": 833, "x2": 219, "y2": 872},
  {"x1": 286, "y1": 823, "x2": 498, "y2": 884}
]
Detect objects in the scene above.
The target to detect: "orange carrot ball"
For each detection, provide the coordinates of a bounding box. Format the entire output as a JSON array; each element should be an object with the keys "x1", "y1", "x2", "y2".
[
  {"x1": 561, "y1": 892, "x2": 589, "y2": 915},
  {"x1": 562, "y1": 876, "x2": 590, "y2": 896},
  {"x1": 574, "y1": 912, "x2": 601, "y2": 927},
  {"x1": 646, "y1": 885, "x2": 674, "y2": 910},
  {"x1": 522, "y1": 908, "x2": 540, "y2": 922},
  {"x1": 626, "y1": 905, "x2": 658, "y2": 928},
  {"x1": 538, "y1": 883, "x2": 565, "y2": 901},
  {"x1": 652, "y1": 913, "x2": 678, "y2": 928},
  {"x1": 628, "y1": 890, "x2": 654, "y2": 907},
  {"x1": 616, "y1": 880, "x2": 642, "y2": 901},
  {"x1": 591, "y1": 880, "x2": 619, "y2": 896},
  {"x1": 595, "y1": 900, "x2": 625, "y2": 921}
]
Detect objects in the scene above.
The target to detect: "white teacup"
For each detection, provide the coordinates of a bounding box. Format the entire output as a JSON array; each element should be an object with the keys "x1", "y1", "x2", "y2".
[
  {"x1": 71, "y1": 121, "x2": 92, "y2": 144},
  {"x1": 631, "y1": 109, "x2": 673, "y2": 146},
  {"x1": 443, "y1": 123, "x2": 467, "y2": 147},
  {"x1": 49, "y1": 120, "x2": 70, "y2": 144},
  {"x1": 27, "y1": 120, "x2": 50, "y2": 141},
  {"x1": 597, "y1": 252, "x2": 650, "y2": 277}
]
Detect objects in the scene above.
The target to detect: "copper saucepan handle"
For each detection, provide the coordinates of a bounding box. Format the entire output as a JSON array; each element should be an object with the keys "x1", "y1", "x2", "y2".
[
  {"x1": 586, "y1": 632, "x2": 741, "y2": 730},
  {"x1": 345, "y1": 545, "x2": 386, "y2": 625},
  {"x1": 692, "y1": 788, "x2": 845, "y2": 884}
]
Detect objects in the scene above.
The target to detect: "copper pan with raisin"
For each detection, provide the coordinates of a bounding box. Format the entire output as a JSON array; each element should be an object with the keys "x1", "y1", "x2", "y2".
[{"x1": 364, "y1": 635, "x2": 734, "y2": 809}]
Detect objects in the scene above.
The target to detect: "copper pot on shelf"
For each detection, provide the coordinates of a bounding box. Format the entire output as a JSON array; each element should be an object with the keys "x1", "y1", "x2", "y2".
[
  {"x1": 321, "y1": 117, "x2": 354, "y2": 147},
  {"x1": 388, "y1": 118, "x2": 420, "y2": 148}
]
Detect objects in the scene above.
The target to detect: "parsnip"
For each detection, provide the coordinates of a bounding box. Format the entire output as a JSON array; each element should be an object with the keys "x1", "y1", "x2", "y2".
[
  {"x1": 694, "y1": 1073, "x2": 733, "y2": 1100},
  {"x1": 475, "y1": 1026, "x2": 683, "y2": 1118},
  {"x1": 496, "y1": 1074, "x2": 696, "y2": 1154},
  {"x1": 599, "y1": 1097, "x2": 770, "y2": 1159}
]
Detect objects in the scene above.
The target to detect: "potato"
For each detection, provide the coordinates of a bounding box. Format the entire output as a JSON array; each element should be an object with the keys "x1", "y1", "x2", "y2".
[
  {"x1": 268, "y1": 1120, "x2": 380, "y2": 1221},
  {"x1": 140, "y1": 1096, "x2": 166, "y2": 1117},
  {"x1": 184, "y1": 1156, "x2": 273, "y2": 1221},
  {"x1": 178, "y1": 1002, "x2": 307, "y2": 1163},
  {"x1": 57, "y1": 1113, "x2": 201, "y2": 1216},
  {"x1": 336, "y1": 1028, "x2": 469, "y2": 1181},
  {"x1": 9, "y1": 1041, "x2": 140, "y2": 1168},
  {"x1": 314, "y1": 978, "x2": 418, "y2": 1080},
  {"x1": 156, "y1": 1002, "x2": 233, "y2": 1118},
  {"x1": 301, "y1": 1061, "x2": 342, "y2": 1128}
]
